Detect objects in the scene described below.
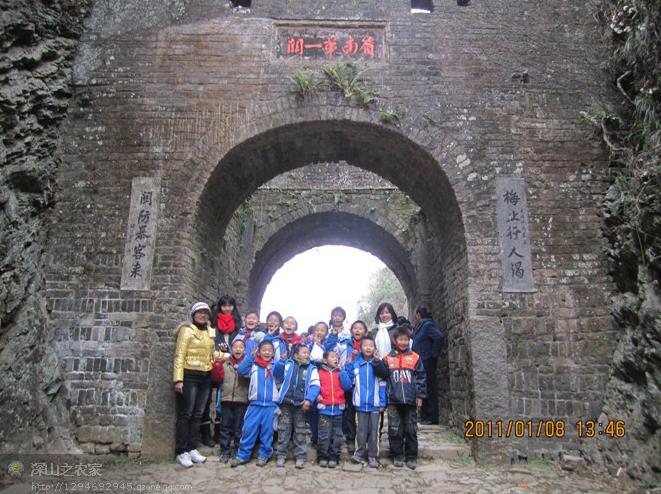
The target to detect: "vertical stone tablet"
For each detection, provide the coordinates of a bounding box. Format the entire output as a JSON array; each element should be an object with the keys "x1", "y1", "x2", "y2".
[
  {"x1": 120, "y1": 177, "x2": 161, "y2": 291},
  {"x1": 496, "y1": 177, "x2": 535, "y2": 292}
]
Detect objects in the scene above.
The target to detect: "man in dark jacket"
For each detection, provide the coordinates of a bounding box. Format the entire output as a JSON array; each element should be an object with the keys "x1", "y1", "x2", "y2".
[
  {"x1": 411, "y1": 306, "x2": 444, "y2": 425},
  {"x1": 384, "y1": 327, "x2": 427, "y2": 470}
]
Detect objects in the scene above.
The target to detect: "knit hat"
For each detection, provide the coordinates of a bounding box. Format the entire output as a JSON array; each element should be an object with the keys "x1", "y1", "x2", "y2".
[{"x1": 190, "y1": 302, "x2": 211, "y2": 318}]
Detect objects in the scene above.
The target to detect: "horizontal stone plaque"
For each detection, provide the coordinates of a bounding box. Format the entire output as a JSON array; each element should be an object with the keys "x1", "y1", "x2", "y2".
[
  {"x1": 275, "y1": 22, "x2": 386, "y2": 60},
  {"x1": 496, "y1": 177, "x2": 535, "y2": 292},
  {"x1": 120, "y1": 177, "x2": 160, "y2": 291}
]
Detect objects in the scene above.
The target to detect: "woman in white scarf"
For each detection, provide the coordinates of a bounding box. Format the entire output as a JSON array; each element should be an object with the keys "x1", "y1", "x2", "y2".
[{"x1": 372, "y1": 302, "x2": 398, "y2": 358}]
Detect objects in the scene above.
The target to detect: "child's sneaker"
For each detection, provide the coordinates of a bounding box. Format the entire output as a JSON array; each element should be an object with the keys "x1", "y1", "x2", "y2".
[
  {"x1": 276, "y1": 457, "x2": 285, "y2": 468},
  {"x1": 318, "y1": 458, "x2": 328, "y2": 468},
  {"x1": 350, "y1": 454, "x2": 366, "y2": 465},
  {"x1": 188, "y1": 449, "x2": 206, "y2": 463},
  {"x1": 230, "y1": 457, "x2": 248, "y2": 468},
  {"x1": 405, "y1": 459, "x2": 417, "y2": 470},
  {"x1": 328, "y1": 459, "x2": 337, "y2": 468},
  {"x1": 295, "y1": 458, "x2": 305, "y2": 469},
  {"x1": 256, "y1": 457, "x2": 268, "y2": 467},
  {"x1": 176, "y1": 452, "x2": 193, "y2": 468},
  {"x1": 368, "y1": 457, "x2": 379, "y2": 468},
  {"x1": 219, "y1": 452, "x2": 230, "y2": 464},
  {"x1": 393, "y1": 457, "x2": 404, "y2": 468}
]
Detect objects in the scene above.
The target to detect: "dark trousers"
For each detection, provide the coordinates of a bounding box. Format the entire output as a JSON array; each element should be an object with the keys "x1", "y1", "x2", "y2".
[
  {"x1": 342, "y1": 394, "x2": 357, "y2": 453},
  {"x1": 355, "y1": 411, "x2": 379, "y2": 459},
  {"x1": 276, "y1": 403, "x2": 308, "y2": 459},
  {"x1": 422, "y1": 358, "x2": 439, "y2": 423},
  {"x1": 387, "y1": 404, "x2": 419, "y2": 460},
  {"x1": 219, "y1": 402, "x2": 247, "y2": 455},
  {"x1": 175, "y1": 370, "x2": 211, "y2": 455},
  {"x1": 318, "y1": 413, "x2": 344, "y2": 461},
  {"x1": 200, "y1": 385, "x2": 217, "y2": 439},
  {"x1": 309, "y1": 405, "x2": 319, "y2": 445}
]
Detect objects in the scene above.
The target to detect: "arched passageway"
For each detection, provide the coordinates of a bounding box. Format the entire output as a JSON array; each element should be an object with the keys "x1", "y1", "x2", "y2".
[
  {"x1": 158, "y1": 114, "x2": 477, "y2": 447},
  {"x1": 246, "y1": 212, "x2": 418, "y2": 313}
]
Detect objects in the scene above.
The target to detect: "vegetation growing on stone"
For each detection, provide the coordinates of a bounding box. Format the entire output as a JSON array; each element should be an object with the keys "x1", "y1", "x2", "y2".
[
  {"x1": 289, "y1": 68, "x2": 322, "y2": 98},
  {"x1": 379, "y1": 106, "x2": 404, "y2": 125},
  {"x1": 587, "y1": 0, "x2": 660, "y2": 481},
  {"x1": 289, "y1": 62, "x2": 380, "y2": 109}
]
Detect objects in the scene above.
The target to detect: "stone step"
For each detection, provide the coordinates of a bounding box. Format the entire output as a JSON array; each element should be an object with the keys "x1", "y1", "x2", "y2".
[{"x1": 199, "y1": 423, "x2": 471, "y2": 464}]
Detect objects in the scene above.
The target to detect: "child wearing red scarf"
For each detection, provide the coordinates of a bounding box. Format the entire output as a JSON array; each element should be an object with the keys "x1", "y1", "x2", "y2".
[
  {"x1": 343, "y1": 320, "x2": 368, "y2": 456},
  {"x1": 217, "y1": 339, "x2": 249, "y2": 463},
  {"x1": 269, "y1": 316, "x2": 302, "y2": 360},
  {"x1": 214, "y1": 295, "x2": 242, "y2": 353},
  {"x1": 230, "y1": 340, "x2": 280, "y2": 467}
]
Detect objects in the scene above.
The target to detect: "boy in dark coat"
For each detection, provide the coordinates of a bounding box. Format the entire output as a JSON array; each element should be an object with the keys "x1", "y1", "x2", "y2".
[{"x1": 384, "y1": 327, "x2": 427, "y2": 470}]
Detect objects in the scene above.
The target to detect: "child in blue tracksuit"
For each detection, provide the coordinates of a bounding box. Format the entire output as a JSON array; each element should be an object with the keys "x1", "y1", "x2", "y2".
[
  {"x1": 341, "y1": 335, "x2": 388, "y2": 468},
  {"x1": 273, "y1": 344, "x2": 320, "y2": 469},
  {"x1": 230, "y1": 340, "x2": 279, "y2": 467}
]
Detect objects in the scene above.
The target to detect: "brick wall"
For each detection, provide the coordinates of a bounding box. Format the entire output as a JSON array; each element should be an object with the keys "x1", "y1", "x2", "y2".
[{"x1": 44, "y1": 0, "x2": 618, "y2": 460}]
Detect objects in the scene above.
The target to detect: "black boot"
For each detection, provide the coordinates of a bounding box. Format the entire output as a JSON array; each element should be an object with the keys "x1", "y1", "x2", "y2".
[{"x1": 201, "y1": 424, "x2": 215, "y2": 447}]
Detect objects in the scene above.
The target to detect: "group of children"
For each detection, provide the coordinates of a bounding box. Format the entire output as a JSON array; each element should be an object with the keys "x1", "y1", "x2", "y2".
[{"x1": 191, "y1": 305, "x2": 427, "y2": 470}]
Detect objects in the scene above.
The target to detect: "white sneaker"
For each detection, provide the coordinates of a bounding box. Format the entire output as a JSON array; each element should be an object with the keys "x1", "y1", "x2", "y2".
[
  {"x1": 177, "y1": 452, "x2": 193, "y2": 468},
  {"x1": 189, "y1": 449, "x2": 207, "y2": 464}
]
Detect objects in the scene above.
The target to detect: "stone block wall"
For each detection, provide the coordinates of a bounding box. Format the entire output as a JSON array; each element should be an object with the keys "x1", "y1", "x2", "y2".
[{"x1": 31, "y1": 0, "x2": 621, "y2": 462}]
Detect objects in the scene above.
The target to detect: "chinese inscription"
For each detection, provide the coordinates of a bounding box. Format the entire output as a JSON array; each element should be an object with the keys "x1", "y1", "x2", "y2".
[
  {"x1": 276, "y1": 24, "x2": 385, "y2": 60},
  {"x1": 496, "y1": 177, "x2": 535, "y2": 292},
  {"x1": 120, "y1": 177, "x2": 160, "y2": 291},
  {"x1": 30, "y1": 462, "x2": 103, "y2": 477}
]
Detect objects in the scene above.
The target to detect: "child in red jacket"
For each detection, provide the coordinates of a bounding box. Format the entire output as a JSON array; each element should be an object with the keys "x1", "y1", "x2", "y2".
[{"x1": 316, "y1": 350, "x2": 352, "y2": 467}]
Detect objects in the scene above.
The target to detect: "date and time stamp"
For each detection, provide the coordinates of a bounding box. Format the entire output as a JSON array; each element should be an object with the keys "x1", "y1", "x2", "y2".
[{"x1": 464, "y1": 419, "x2": 626, "y2": 439}]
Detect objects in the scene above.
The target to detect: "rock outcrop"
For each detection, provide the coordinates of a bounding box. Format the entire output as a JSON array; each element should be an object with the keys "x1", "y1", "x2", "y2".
[{"x1": 0, "y1": 0, "x2": 90, "y2": 452}]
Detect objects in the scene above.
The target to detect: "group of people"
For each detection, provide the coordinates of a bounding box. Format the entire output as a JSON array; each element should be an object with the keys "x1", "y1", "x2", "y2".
[{"x1": 172, "y1": 296, "x2": 444, "y2": 471}]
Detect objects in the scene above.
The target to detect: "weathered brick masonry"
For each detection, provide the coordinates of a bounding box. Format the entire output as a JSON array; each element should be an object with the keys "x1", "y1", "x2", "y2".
[{"x1": 42, "y1": 0, "x2": 618, "y2": 461}]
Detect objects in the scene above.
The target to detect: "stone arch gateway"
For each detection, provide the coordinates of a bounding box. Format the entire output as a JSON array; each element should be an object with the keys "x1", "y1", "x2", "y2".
[
  {"x1": 40, "y1": 2, "x2": 619, "y2": 465},
  {"x1": 131, "y1": 107, "x2": 481, "y2": 459}
]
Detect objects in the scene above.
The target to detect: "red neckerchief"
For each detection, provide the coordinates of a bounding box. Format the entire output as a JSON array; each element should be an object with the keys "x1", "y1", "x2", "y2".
[
  {"x1": 347, "y1": 339, "x2": 361, "y2": 362},
  {"x1": 254, "y1": 356, "x2": 273, "y2": 378},
  {"x1": 217, "y1": 313, "x2": 236, "y2": 334},
  {"x1": 279, "y1": 332, "x2": 302, "y2": 352},
  {"x1": 229, "y1": 355, "x2": 244, "y2": 367}
]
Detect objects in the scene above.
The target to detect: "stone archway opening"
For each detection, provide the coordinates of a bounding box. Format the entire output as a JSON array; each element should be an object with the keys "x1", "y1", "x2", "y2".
[
  {"x1": 182, "y1": 119, "x2": 471, "y2": 432},
  {"x1": 246, "y1": 211, "x2": 418, "y2": 314},
  {"x1": 258, "y1": 245, "x2": 408, "y2": 332}
]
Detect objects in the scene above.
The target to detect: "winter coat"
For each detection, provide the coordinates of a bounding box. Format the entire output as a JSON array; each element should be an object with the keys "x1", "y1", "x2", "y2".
[
  {"x1": 220, "y1": 358, "x2": 249, "y2": 404},
  {"x1": 273, "y1": 359, "x2": 320, "y2": 405},
  {"x1": 383, "y1": 349, "x2": 427, "y2": 406},
  {"x1": 309, "y1": 333, "x2": 339, "y2": 365},
  {"x1": 172, "y1": 322, "x2": 216, "y2": 382},
  {"x1": 341, "y1": 354, "x2": 388, "y2": 413},
  {"x1": 317, "y1": 365, "x2": 352, "y2": 416},
  {"x1": 236, "y1": 354, "x2": 279, "y2": 407},
  {"x1": 411, "y1": 318, "x2": 444, "y2": 361}
]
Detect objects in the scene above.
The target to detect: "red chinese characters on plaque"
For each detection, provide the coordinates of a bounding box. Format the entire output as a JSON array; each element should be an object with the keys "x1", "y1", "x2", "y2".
[{"x1": 277, "y1": 26, "x2": 384, "y2": 60}]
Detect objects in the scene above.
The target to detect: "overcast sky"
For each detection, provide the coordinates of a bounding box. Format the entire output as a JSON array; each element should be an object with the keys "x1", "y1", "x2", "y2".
[{"x1": 260, "y1": 245, "x2": 386, "y2": 333}]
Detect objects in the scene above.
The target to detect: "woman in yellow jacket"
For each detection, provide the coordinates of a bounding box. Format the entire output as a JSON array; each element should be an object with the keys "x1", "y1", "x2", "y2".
[{"x1": 173, "y1": 302, "x2": 216, "y2": 468}]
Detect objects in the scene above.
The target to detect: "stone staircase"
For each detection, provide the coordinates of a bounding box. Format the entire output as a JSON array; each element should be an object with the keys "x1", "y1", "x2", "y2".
[{"x1": 199, "y1": 423, "x2": 471, "y2": 465}]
